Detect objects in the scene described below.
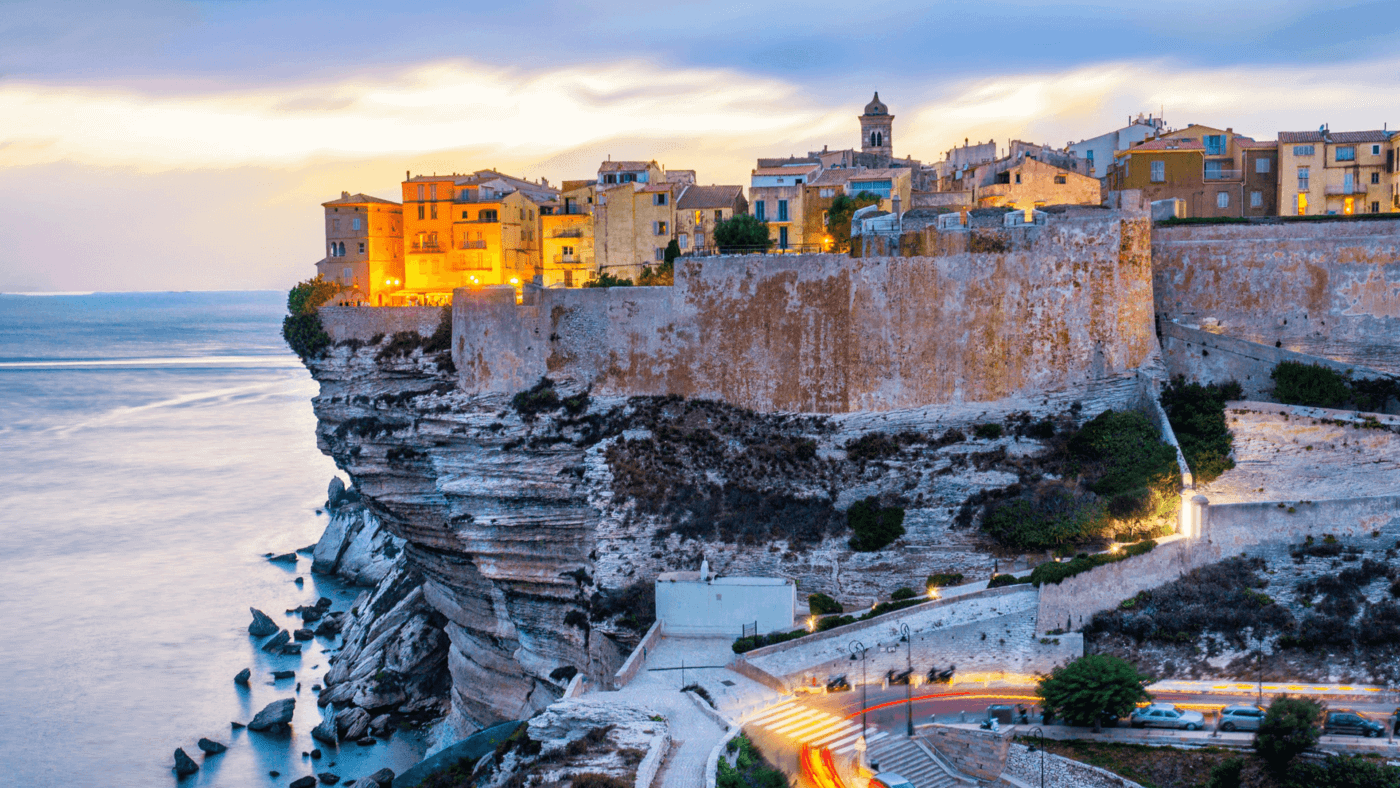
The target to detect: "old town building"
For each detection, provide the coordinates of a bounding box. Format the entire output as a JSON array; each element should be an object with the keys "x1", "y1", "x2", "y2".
[{"x1": 315, "y1": 192, "x2": 404, "y2": 305}]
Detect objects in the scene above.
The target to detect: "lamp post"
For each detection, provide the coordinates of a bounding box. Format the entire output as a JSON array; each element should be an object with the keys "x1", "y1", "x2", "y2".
[
  {"x1": 849, "y1": 639, "x2": 868, "y2": 740},
  {"x1": 900, "y1": 623, "x2": 913, "y2": 737},
  {"x1": 1027, "y1": 727, "x2": 1045, "y2": 788}
]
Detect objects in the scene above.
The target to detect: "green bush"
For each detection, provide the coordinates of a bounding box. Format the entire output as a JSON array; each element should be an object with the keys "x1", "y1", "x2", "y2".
[
  {"x1": 927, "y1": 572, "x2": 964, "y2": 588},
  {"x1": 1160, "y1": 377, "x2": 1240, "y2": 484},
  {"x1": 1282, "y1": 754, "x2": 1400, "y2": 788},
  {"x1": 1036, "y1": 654, "x2": 1152, "y2": 730},
  {"x1": 1029, "y1": 540, "x2": 1157, "y2": 586},
  {"x1": 1255, "y1": 695, "x2": 1323, "y2": 777},
  {"x1": 1272, "y1": 361, "x2": 1351, "y2": 408},
  {"x1": 807, "y1": 593, "x2": 843, "y2": 615},
  {"x1": 890, "y1": 587, "x2": 918, "y2": 601},
  {"x1": 1068, "y1": 410, "x2": 1180, "y2": 500},
  {"x1": 511, "y1": 377, "x2": 561, "y2": 418},
  {"x1": 1205, "y1": 756, "x2": 1245, "y2": 788},
  {"x1": 714, "y1": 215, "x2": 773, "y2": 252},
  {"x1": 982, "y1": 487, "x2": 1107, "y2": 550},
  {"x1": 988, "y1": 573, "x2": 1030, "y2": 588},
  {"x1": 973, "y1": 422, "x2": 1004, "y2": 440},
  {"x1": 847, "y1": 497, "x2": 906, "y2": 552},
  {"x1": 716, "y1": 735, "x2": 788, "y2": 788},
  {"x1": 585, "y1": 271, "x2": 634, "y2": 288},
  {"x1": 282, "y1": 275, "x2": 340, "y2": 358}
]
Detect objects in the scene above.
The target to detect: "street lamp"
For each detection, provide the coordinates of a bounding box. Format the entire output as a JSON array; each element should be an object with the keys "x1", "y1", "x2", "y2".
[
  {"x1": 849, "y1": 639, "x2": 868, "y2": 740},
  {"x1": 1027, "y1": 726, "x2": 1045, "y2": 788},
  {"x1": 899, "y1": 623, "x2": 913, "y2": 737}
]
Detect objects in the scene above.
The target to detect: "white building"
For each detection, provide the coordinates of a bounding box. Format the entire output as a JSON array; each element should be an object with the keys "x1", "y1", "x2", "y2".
[{"x1": 1068, "y1": 114, "x2": 1167, "y2": 179}]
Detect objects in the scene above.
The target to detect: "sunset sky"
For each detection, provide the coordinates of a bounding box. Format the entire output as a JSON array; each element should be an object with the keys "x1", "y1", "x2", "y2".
[{"x1": 2, "y1": 0, "x2": 1398, "y2": 292}]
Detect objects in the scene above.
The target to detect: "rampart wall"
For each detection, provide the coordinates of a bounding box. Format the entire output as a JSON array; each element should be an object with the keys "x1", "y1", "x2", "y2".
[
  {"x1": 452, "y1": 211, "x2": 1156, "y2": 413},
  {"x1": 1153, "y1": 219, "x2": 1400, "y2": 374},
  {"x1": 320, "y1": 305, "x2": 442, "y2": 341}
]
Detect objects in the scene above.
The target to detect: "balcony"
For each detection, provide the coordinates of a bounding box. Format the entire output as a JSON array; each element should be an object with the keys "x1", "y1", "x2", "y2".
[
  {"x1": 553, "y1": 254, "x2": 594, "y2": 265},
  {"x1": 458, "y1": 240, "x2": 487, "y2": 249},
  {"x1": 550, "y1": 229, "x2": 586, "y2": 239},
  {"x1": 1325, "y1": 182, "x2": 1370, "y2": 196},
  {"x1": 1203, "y1": 168, "x2": 1242, "y2": 181},
  {"x1": 410, "y1": 241, "x2": 443, "y2": 253}
]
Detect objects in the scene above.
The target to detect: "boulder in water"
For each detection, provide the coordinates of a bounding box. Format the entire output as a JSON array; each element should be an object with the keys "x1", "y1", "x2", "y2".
[
  {"x1": 235, "y1": 667, "x2": 251, "y2": 685},
  {"x1": 311, "y1": 715, "x2": 338, "y2": 745},
  {"x1": 273, "y1": 670, "x2": 296, "y2": 680},
  {"x1": 280, "y1": 643, "x2": 303, "y2": 656},
  {"x1": 367, "y1": 767, "x2": 395, "y2": 786},
  {"x1": 290, "y1": 777, "x2": 318, "y2": 788},
  {"x1": 294, "y1": 628, "x2": 315, "y2": 641},
  {"x1": 173, "y1": 748, "x2": 199, "y2": 776},
  {"x1": 269, "y1": 553, "x2": 298, "y2": 564},
  {"x1": 335, "y1": 707, "x2": 370, "y2": 741},
  {"x1": 261, "y1": 630, "x2": 291, "y2": 653},
  {"x1": 248, "y1": 698, "x2": 296, "y2": 732},
  {"x1": 249, "y1": 608, "x2": 279, "y2": 637},
  {"x1": 197, "y1": 738, "x2": 227, "y2": 754},
  {"x1": 319, "y1": 773, "x2": 341, "y2": 785}
]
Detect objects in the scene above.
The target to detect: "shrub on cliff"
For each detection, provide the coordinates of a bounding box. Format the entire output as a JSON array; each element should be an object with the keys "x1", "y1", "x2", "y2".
[
  {"x1": 714, "y1": 214, "x2": 772, "y2": 252},
  {"x1": 826, "y1": 192, "x2": 882, "y2": 251},
  {"x1": 585, "y1": 272, "x2": 634, "y2": 288},
  {"x1": 637, "y1": 258, "x2": 674, "y2": 286},
  {"x1": 927, "y1": 572, "x2": 964, "y2": 588},
  {"x1": 846, "y1": 496, "x2": 905, "y2": 552},
  {"x1": 1036, "y1": 654, "x2": 1152, "y2": 731},
  {"x1": 717, "y1": 735, "x2": 788, "y2": 788},
  {"x1": 589, "y1": 580, "x2": 655, "y2": 633},
  {"x1": 1160, "y1": 377, "x2": 1239, "y2": 484},
  {"x1": 1255, "y1": 695, "x2": 1324, "y2": 777},
  {"x1": 982, "y1": 485, "x2": 1107, "y2": 550},
  {"x1": 807, "y1": 593, "x2": 842, "y2": 615},
  {"x1": 282, "y1": 275, "x2": 339, "y2": 358},
  {"x1": 1272, "y1": 361, "x2": 1351, "y2": 408}
]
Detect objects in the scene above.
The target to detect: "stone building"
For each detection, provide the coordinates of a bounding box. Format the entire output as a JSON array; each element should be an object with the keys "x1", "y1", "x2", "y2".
[
  {"x1": 540, "y1": 181, "x2": 596, "y2": 288},
  {"x1": 1241, "y1": 140, "x2": 1279, "y2": 217},
  {"x1": 675, "y1": 185, "x2": 747, "y2": 254},
  {"x1": 859, "y1": 92, "x2": 894, "y2": 162},
  {"x1": 972, "y1": 157, "x2": 1101, "y2": 209},
  {"x1": 749, "y1": 161, "x2": 821, "y2": 251},
  {"x1": 1277, "y1": 128, "x2": 1398, "y2": 216},
  {"x1": 1109, "y1": 124, "x2": 1260, "y2": 218},
  {"x1": 315, "y1": 192, "x2": 404, "y2": 306}
]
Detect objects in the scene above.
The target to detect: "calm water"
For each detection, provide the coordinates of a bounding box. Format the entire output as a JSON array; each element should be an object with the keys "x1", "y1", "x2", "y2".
[{"x1": 0, "y1": 292, "x2": 428, "y2": 787}]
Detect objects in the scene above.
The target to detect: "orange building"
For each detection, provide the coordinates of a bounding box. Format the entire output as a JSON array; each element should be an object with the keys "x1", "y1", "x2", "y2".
[
  {"x1": 314, "y1": 192, "x2": 404, "y2": 306},
  {"x1": 1109, "y1": 125, "x2": 1262, "y2": 217}
]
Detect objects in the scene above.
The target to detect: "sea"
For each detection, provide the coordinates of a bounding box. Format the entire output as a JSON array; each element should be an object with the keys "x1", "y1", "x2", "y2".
[{"x1": 0, "y1": 291, "x2": 429, "y2": 787}]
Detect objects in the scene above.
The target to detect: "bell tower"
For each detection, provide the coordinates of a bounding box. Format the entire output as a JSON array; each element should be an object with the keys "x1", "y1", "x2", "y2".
[{"x1": 859, "y1": 92, "x2": 894, "y2": 161}]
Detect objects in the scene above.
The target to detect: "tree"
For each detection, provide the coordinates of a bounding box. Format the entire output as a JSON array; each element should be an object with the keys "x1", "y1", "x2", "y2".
[
  {"x1": 1035, "y1": 654, "x2": 1152, "y2": 731},
  {"x1": 638, "y1": 259, "x2": 674, "y2": 286},
  {"x1": 282, "y1": 275, "x2": 340, "y2": 358},
  {"x1": 714, "y1": 214, "x2": 771, "y2": 252},
  {"x1": 846, "y1": 497, "x2": 906, "y2": 552},
  {"x1": 826, "y1": 191, "x2": 882, "y2": 251},
  {"x1": 1205, "y1": 757, "x2": 1245, "y2": 788},
  {"x1": 663, "y1": 239, "x2": 681, "y2": 265},
  {"x1": 585, "y1": 271, "x2": 634, "y2": 288},
  {"x1": 1255, "y1": 695, "x2": 1323, "y2": 777}
]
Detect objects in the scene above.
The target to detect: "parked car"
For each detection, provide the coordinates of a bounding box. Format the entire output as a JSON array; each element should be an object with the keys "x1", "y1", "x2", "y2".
[
  {"x1": 1324, "y1": 710, "x2": 1385, "y2": 738},
  {"x1": 1130, "y1": 703, "x2": 1205, "y2": 730},
  {"x1": 1219, "y1": 705, "x2": 1266, "y2": 732},
  {"x1": 826, "y1": 674, "x2": 850, "y2": 692}
]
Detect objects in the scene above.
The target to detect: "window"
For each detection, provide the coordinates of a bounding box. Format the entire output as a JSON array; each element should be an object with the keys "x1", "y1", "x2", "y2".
[
  {"x1": 1204, "y1": 160, "x2": 1224, "y2": 180},
  {"x1": 1293, "y1": 145, "x2": 1315, "y2": 156},
  {"x1": 714, "y1": 210, "x2": 723, "y2": 222},
  {"x1": 778, "y1": 226, "x2": 788, "y2": 248},
  {"x1": 1053, "y1": 175, "x2": 1067, "y2": 184},
  {"x1": 822, "y1": 210, "x2": 829, "y2": 227},
  {"x1": 430, "y1": 184, "x2": 438, "y2": 200},
  {"x1": 755, "y1": 201, "x2": 766, "y2": 221},
  {"x1": 1204, "y1": 135, "x2": 1225, "y2": 155},
  {"x1": 694, "y1": 210, "x2": 702, "y2": 224},
  {"x1": 604, "y1": 174, "x2": 616, "y2": 184},
  {"x1": 479, "y1": 209, "x2": 497, "y2": 222},
  {"x1": 678, "y1": 233, "x2": 689, "y2": 249},
  {"x1": 778, "y1": 200, "x2": 788, "y2": 221},
  {"x1": 1150, "y1": 160, "x2": 1165, "y2": 182},
  {"x1": 622, "y1": 173, "x2": 636, "y2": 183},
  {"x1": 655, "y1": 248, "x2": 665, "y2": 261},
  {"x1": 1297, "y1": 192, "x2": 1308, "y2": 215},
  {"x1": 1298, "y1": 167, "x2": 1310, "y2": 191},
  {"x1": 1344, "y1": 172, "x2": 1355, "y2": 193},
  {"x1": 343, "y1": 267, "x2": 352, "y2": 281},
  {"x1": 653, "y1": 221, "x2": 668, "y2": 235},
  {"x1": 1216, "y1": 192, "x2": 1229, "y2": 208},
  {"x1": 1336, "y1": 146, "x2": 1356, "y2": 162},
  {"x1": 1250, "y1": 191, "x2": 1263, "y2": 208},
  {"x1": 1373, "y1": 172, "x2": 1382, "y2": 184},
  {"x1": 417, "y1": 185, "x2": 425, "y2": 200},
  {"x1": 652, "y1": 193, "x2": 668, "y2": 206},
  {"x1": 1374, "y1": 145, "x2": 1383, "y2": 155},
  {"x1": 358, "y1": 242, "x2": 365, "y2": 254},
  {"x1": 1344, "y1": 196, "x2": 1355, "y2": 215},
  {"x1": 462, "y1": 210, "x2": 469, "y2": 219},
  {"x1": 1256, "y1": 157, "x2": 1271, "y2": 174},
  {"x1": 417, "y1": 205, "x2": 425, "y2": 220},
  {"x1": 352, "y1": 217, "x2": 363, "y2": 230},
  {"x1": 1014, "y1": 173, "x2": 1022, "y2": 184},
  {"x1": 820, "y1": 188, "x2": 835, "y2": 198},
  {"x1": 561, "y1": 245, "x2": 574, "y2": 256},
  {"x1": 338, "y1": 242, "x2": 346, "y2": 256},
  {"x1": 1373, "y1": 201, "x2": 1382, "y2": 213},
  {"x1": 430, "y1": 204, "x2": 437, "y2": 220}
]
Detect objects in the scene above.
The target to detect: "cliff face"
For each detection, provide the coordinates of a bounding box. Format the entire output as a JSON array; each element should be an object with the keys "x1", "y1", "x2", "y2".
[{"x1": 304, "y1": 340, "x2": 1147, "y2": 731}]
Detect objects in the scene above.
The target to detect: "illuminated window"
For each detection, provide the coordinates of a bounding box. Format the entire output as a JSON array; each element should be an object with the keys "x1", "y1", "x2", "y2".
[
  {"x1": 1336, "y1": 146, "x2": 1356, "y2": 162},
  {"x1": 1297, "y1": 192, "x2": 1308, "y2": 215},
  {"x1": 1150, "y1": 160, "x2": 1165, "y2": 182},
  {"x1": 653, "y1": 221, "x2": 668, "y2": 235},
  {"x1": 694, "y1": 210, "x2": 702, "y2": 224},
  {"x1": 1344, "y1": 197, "x2": 1355, "y2": 215},
  {"x1": 1255, "y1": 158, "x2": 1270, "y2": 174}
]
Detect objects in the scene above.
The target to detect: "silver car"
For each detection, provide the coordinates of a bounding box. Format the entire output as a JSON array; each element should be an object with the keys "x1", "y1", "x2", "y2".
[
  {"x1": 1219, "y1": 704, "x2": 1266, "y2": 732},
  {"x1": 1130, "y1": 703, "x2": 1206, "y2": 731}
]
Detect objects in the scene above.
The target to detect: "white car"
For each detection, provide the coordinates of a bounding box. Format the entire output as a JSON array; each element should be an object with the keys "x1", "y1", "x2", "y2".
[{"x1": 1130, "y1": 703, "x2": 1205, "y2": 731}]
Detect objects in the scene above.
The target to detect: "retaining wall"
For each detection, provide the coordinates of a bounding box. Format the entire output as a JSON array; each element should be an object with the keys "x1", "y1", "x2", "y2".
[
  {"x1": 320, "y1": 305, "x2": 443, "y2": 342},
  {"x1": 1153, "y1": 219, "x2": 1400, "y2": 374},
  {"x1": 924, "y1": 725, "x2": 1013, "y2": 782},
  {"x1": 613, "y1": 620, "x2": 665, "y2": 690}
]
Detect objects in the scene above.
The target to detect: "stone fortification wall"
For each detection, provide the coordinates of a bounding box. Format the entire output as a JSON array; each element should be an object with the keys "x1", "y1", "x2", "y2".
[
  {"x1": 1160, "y1": 321, "x2": 1397, "y2": 402},
  {"x1": 739, "y1": 586, "x2": 1080, "y2": 690},
  {"x1": 320, "y1": 305, "x2": 442, "y2": 341},
  {"x1": 1035, "y1": 536, "x2": 1206, "y2": 635},
  {"x1": 1153, "y1": 219, "x2": 1400, "y2": 374},
  {"x1": 453, "y1": 211, "x2": 1156, "y2": 413},
  {"x1": 924, "y1": 725, "x2": 1013, "y2": 782}
]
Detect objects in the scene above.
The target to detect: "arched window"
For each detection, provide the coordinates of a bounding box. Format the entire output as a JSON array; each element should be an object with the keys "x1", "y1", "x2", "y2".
[{"x1": 337, "y1": 242, "x2": 346, "y2": 257}]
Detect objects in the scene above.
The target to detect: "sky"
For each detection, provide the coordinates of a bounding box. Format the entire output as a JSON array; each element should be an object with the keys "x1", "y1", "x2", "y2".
[{"x1": 1, "y1": 0, "x2": 1398, "y2": 292}]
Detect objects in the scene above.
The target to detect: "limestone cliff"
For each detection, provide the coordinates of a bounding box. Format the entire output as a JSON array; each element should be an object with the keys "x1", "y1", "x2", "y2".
[{"x1": 301, "y1": 333, "x2": 1156, "y2": 733}]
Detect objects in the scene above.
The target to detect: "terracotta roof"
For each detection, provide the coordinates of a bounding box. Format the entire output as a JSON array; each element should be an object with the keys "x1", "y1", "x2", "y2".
[
  {"x1": 640, "y1": 183, "x2": 675, "y2": 193},
  {"x1": 1279, "y1": 130, "x2": 1394, "y2": 144},
  {"x1": 849, "y1": 168, "x2": 911, "y2": 180},
  {"x1": 1239, "y1": 140, "x2": 1278, "y2": 150},
  {"x1": 323, "y1": 192, "x2": 400, "y2": 207},
  {"x1": 598, "y1": 160, "x2": 656, "y2": 172},
  {"x1": 561, "y1": 180, "x2": 597, "y2": 191},
  {"x1": 1125, "y1": 138, "x2": 1205, "y2": 152},
  {"x1": 809, "y1": 169, "x2": 859, "y2": 187},
  {"x1": 752, "y1": 164, "x2": 820, "y2": 176},
  {"x1": 676, "y1": 185, "x2": 743, "y2": 209}
]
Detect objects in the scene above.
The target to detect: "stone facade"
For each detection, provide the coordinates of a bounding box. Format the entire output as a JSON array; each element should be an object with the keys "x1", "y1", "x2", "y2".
[
  {"x1": 924, "y1": 724, "x2": 1013, "y2": 782},
  {"x1": 318, "y1": 305, "x2": 443, "y2": 342}
]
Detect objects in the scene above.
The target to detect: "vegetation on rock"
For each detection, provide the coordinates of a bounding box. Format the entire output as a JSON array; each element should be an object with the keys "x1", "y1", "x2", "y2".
[
  {"x1": 1160, "y1": 377, "x2": 1240, "y2": 483},
  {"x1": 846, "y1": 496, "x2": 906, "y2": 552},
  {"x1": 585, "y1": 272, "x2": 634, "y2": 288},
  {"x1": 1029, "y1": 540, "x2": 1156, "y2": 587},
  {"x1": 807, "y1": 593, "x2": 843, "y2": 615},
  {"x1": 927, "y1": 572, "x2": 964, "y2": 588},
  {"x1": 1254, "y1": 695, "x2": 1323, "y2": 777},
  {"x1": 1270, "y1": 360, "x2": 1400, "y2": 413},
  {"x1": 282, "y1": 275, "x2": 339, "y2": 358},
  {"x1": 1036, "y1": 654, "x2": 1152, "y2": 729},
  {"x1": 825, "y1": 192, "x2": 882, "y2": 251},
  {"x1": 717, "y1": 735, "x2": 788, "y2": 788}
]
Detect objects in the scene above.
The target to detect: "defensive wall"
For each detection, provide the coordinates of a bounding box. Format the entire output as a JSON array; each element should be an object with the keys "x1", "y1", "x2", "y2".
[
  {"x1": 451, "y1": 208, "x2": 1157, "y2": 414},
  {"x1": 1153, "y1": 218, "x2": 1400, "y2": 374},
  {"x1": 320, "y1": 305, "x2": 443, "y2": 342},
  {"x1": 1160, "y1": 320, "x2": 1399, "y2": 403}
]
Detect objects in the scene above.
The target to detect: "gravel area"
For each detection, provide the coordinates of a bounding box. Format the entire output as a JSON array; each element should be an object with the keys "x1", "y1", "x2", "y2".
[{"x1": 1004, "y1": 743, "x2": 1144, "y2": 788}]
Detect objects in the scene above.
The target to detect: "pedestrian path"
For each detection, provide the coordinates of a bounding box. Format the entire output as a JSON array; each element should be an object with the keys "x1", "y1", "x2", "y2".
[{"x1": 744, "y1": 700, "x2": 888, "y2": 755}]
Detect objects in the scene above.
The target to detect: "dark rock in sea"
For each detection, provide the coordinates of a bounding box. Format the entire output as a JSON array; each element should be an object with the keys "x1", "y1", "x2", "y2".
[
  {"x1": 314, "y1": 614, "x2": 344, "y2": 637},
  {"x1": 335, "y1": 707, "x2": 370, "y2": 741},
  {"x1": 231, "y1": 722, "x2": 246, "y2": 729},
  {"x1": 327, "y1": 477, "x2": 347, "y2": 507},
  {"x1": 270, "y1": 772, "x2": 280, "y2": 778},
  {"x1": 197, "y1": 737, "x2": 227, "y2": 754},
  {"x1": 311, "y1": 748, "x2": 323, "y2": 759},
  {"x1": 356, "y1": 737, "x2": 376, "y2": 746},
  {"x1": 269, "y1": 553, "x2": 298, "y2": 564},
  {"x1": 297, "y1": 606, "x2": 324, "y2": 623},
  {"x1": 298, "y1": 543, "x2": 318, "y2": 555},
  {"x1": 249, "y1": 608, "x2": 280, "y2": 637},
  {"x1": 311, "y1": 715, "x2": 339, "y2": 745},
  {"x1": 273, "y1": 670, "x2": 296, "y2": 679},
  {"x1": 319, "y1": 773, "x2": 341, "y2": 785},
  {"x1": 173, "y1": 748, "x2": 199, "y2": 776},
  {"x1": 248, "y1": 698, "x2": 296, "y2": 731},
  {"x1": 295, "y1": 628, "x2": 315, "y2": 641},
  {"x1": 235, "y1": 667, "x2": 252, "y2": 685},
  {"x1": 261, "y1": 630, "x2": 291, "y2": 653},
  {"x1": 368, "y1": 714, "x2": 392, "y2": 737},
  {"x1": 317, "y1": 597, "x2": 334, "y2": 609},
  {"x1": 296, "y1": 577, "x2": 306, "y2": 587},
  {"x1": 312, "y1": 684, "x2": 323, "y2": 692},
  {"x1": 281, "y1": 643, "x2": 303, "y2": 656},
  {"x1": 290, "y1": 776, "x2": 318, "y2": 788},
  {"x1": 367, "y1": 767, "x2": 395, "y2": 786}
]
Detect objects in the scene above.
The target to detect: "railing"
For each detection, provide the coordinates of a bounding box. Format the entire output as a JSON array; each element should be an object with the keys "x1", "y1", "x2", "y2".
[
  {"x1": 458, "y1": 240, "x2": 487, "y2": 249},
  {"x1": 550, "y1": 229, "x2": 585, "y2": 238},
  {"x1": 552, "y1": 254, "x2": 593, "y2": 264},
  {"x1": 1203, "y1": 169, "x2": 1242, "y2": 181},
  {"x1": 1325, "y1": 183, "x2": 1370, "y2": 196},
  {"x1": 410, "y1": 242, "x2": 443, "y2": 252}
]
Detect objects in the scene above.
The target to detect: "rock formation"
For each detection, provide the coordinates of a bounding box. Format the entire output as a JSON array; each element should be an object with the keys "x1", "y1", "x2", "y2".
[{"x1": 248, "y1": 698, "x2": 296, "y2": 732}]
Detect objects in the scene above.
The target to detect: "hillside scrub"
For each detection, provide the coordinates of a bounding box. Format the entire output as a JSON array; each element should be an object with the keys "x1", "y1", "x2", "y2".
[
  {"x1": 1160, "y1": 377, "x2": 1240, "y2": 484},
  {"x1": 808, "y1": 593, "x2": 842, "y2": 615},
  {"x1": 1271, "y1": 361, "x2": 1400, "y2": 413},
  {"x1": 1029, "y1": 540, "x2": 1156, "y2": 587},
  {"x1": 282, "y1": 275, "x2": 339, "y2": 358},
  {"x1": 717, "y1": 735, "x2": 788, "y2": 788},
  {"x1": 846, "y1": 496, "x2": 906, "y2": 552}
]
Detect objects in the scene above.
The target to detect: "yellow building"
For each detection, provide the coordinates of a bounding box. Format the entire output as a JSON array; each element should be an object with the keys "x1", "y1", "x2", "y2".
[
  {"x1": 973, "y1": 158, "x2": 1101, "y2": 209},
  {"x1": 1109, "y1": 125, "x2": 1262, "y2": 217},
  {"x1": 1278, "y1": 129, "x2": 1398, "y2": 216},
  {"x1": 399, "y1": 171, "x2": 557, "y2": 302},
  {"x1": 540, "y1": 182, "x2": 596, "y2": 287},
  {"x1": 675, "y1": 185, "x2": 747, "y2": 253},
  {"x1": 749, "y1": 161, "x2": 820, "y2": 251},
  {"x1": 314, "y1": 192, "x2": 404, "y2": 306},
  {"x1": 595, "y1": 161, "x2": 695, "y2": 281}
]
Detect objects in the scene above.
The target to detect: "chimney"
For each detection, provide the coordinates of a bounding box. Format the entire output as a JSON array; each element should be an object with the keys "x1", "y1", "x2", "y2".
[
  {"x1": 892, "y1": 193, "x2": 902, "y2": 221},
  {"x1": 405, "y1": 170, "x2": 410, "y2": 180}
]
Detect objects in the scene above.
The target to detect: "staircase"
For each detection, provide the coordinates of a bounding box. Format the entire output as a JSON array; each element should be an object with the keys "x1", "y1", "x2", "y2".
[{"x1": 866, "y1": 737, "x2": 975, "y2": 788}]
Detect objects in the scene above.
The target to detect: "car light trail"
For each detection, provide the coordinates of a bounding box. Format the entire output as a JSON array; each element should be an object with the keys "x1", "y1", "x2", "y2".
[
  {"x1": 843, "y1": 692, "x2": 1040, "y2": 718},
  {"x1": 800, "y1": 744, "x2": 846, "y2": 788}
]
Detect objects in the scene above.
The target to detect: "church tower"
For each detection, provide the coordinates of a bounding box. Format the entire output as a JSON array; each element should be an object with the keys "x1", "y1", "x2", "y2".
[{"x1": 859, "y1": 92, "x2": 894, "y2": 161}]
